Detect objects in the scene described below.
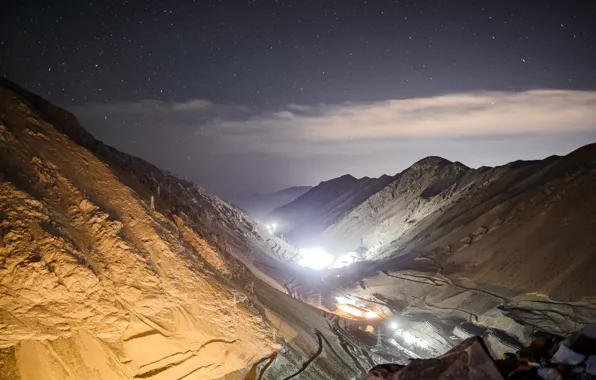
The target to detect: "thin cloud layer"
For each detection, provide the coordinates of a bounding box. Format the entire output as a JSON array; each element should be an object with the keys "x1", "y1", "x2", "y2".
[
  {"x1": 220, "y1": 90, "x2": 596, "y2": 143},
  {"x1": 71, "y1": 89, "x2": 596, "y2": 193},
  {"x1": 73, "y1": 89, "x2": 596, "y2": 160}
]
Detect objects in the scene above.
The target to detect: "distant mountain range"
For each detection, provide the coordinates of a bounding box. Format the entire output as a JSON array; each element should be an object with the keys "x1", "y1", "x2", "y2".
[
  {"x1": 226, "y1": 185, "x2": 312, "y2": 221},
  {"x1": 270, "y1": 148, "x2": 596, "y2": 264},
  {"x1": 269, "y1": 174, "x2": 394, "y2": 245}
]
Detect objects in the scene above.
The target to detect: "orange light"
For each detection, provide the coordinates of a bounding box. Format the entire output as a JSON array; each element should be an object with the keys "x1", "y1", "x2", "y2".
[
  {"x1": 336, "y1": 304, "x2": 379, "y2": 319},
  {"x1": 337, "y1": 304, "x2": 364, "y2": 317}
]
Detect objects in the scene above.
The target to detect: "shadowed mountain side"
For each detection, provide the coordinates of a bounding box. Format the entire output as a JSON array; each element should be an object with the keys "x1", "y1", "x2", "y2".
[{"x1": 226, "y1": 186, "x2": 313, "y2": 221}]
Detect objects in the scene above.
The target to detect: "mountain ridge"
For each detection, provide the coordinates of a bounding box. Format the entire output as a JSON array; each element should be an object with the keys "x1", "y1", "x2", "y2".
[
  {"x1": 225, "y1": 185, "x2": 312, "y2": 221},
  {"x1": 269, "y1": 172, "x2": 394, "y2": 245},
  {"x1": 0, "y1": 77, "x2": 376, "y2": 379},
  {"x1": 274, "y1": 141, "x2": 596, "y2": 359}
]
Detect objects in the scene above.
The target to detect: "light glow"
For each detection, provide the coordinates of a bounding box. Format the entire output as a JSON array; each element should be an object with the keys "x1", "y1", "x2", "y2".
[
  {"x1": 395, "y1": 329, "x2": 429, "y2": 349},
  {"x1": 336, "y1": 299, "x2": 378, "y2": 319},
  {"x1": 337, "y1": 304, "x2": 364, "y2": 317},
  {"x1": 335, "y1": 296, "x2": 356, "y2": 305},
  {"x1": 297, "y1": 247, "x2": 334, "y2": 270},
  {"x1": 295, "y1": 247, "x2": 362, "y2": 270},
  {"x1": 365, "y1": 310, "x2": 379, "y2": 319},
  {"x1": 265, "y1": 222, "x2": 277, "y2": 234}
]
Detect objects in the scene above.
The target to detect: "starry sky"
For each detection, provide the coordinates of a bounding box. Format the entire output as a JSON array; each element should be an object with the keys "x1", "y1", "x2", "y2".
[{"x1": 1, "y1": 0, "x2": 595, "y2": 197}]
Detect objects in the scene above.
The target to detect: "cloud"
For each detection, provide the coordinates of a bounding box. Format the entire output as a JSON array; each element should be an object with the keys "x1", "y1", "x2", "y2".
[
  {"x1": 171, "y1": 99, "x2": 214, "y2": 111},
  {"x1": 70, "y1": 90, "x2": 596, "y2": 193},
  {"x1": 225, "y1": 90, "x2": 596, "y2": 142},
  {"x1": 72, "y1": 90, "x2": 596, "y2": 158}
]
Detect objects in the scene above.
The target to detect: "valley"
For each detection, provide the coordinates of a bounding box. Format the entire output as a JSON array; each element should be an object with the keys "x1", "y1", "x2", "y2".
[{"x1": 1, "y1": 77, "x2": 595, "y2": 379}]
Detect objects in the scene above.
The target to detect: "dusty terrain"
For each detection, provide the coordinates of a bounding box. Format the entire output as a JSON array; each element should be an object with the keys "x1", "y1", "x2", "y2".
[
  {"x1": 0, "y1": 79, "x2": 378, "y2": 379},
  {"x1": 272, "y1": 142, "x2": 596, "y2": 358}
]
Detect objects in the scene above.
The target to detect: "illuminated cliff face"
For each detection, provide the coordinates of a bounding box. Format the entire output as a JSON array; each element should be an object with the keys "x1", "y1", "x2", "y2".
[
  {"x1": 0, "y1": 79, "x2": 374, "y2": 379},
  {"x1": 0, "y1": 83, "x2": 281, "y2": 379}
]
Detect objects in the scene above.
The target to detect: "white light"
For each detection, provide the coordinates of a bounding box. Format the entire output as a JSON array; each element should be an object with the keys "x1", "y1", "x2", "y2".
[
  {"x1": 331, "y1": 253, "x2": 357, "y2": 268},
  {"x1": 297, "y1": 247, "x2": 333, "y2": 270},
  {"x1": 335, "y1": 296, "x2": 356, "y2": 305},
  {"x1": 389, "y1": 322, "x2": 399, "y2": 329},
  {"x1": 365, "y1": 311, "x2": 379, "y2": 319},
  {"x1": 395, "y1": 329, "x2": 428, "y2": 349}
]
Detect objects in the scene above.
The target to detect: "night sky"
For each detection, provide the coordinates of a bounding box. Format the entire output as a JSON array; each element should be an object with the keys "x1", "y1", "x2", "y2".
[{"x1": 2, "y1": 1, "x2": 595, "y2": 197}]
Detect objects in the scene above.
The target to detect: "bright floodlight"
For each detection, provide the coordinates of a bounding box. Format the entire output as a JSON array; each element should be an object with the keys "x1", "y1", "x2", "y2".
[
  {"x1": 365, "y1": 310, "x2": 378, "y2": 319},
  {"x1": 389, "y1": 321, "x2": 399, "y2": 329},
  {"x1": 335, "y1": 296, "x2": 356, "y2": 305},
  {"x1": 297, "y1": 247, "x2": 333, "y2": 270}
]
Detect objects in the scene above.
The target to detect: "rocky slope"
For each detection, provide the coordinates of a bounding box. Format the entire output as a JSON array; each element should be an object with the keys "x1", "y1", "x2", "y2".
[
  {"x1": 0, "y1": 78, "x2": 380, "y2": 379},
  {"x1": 323, "y1": 156, "x2": 470, "y2": 254},
  {"x1": 279, "y1": 143, "x2": 596, "y2": 358}
]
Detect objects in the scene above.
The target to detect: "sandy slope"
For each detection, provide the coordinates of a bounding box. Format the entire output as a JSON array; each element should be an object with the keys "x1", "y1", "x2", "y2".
[
  {"x1": 0, "y1": 84, "x2": 279, "y2": 379},
  {"x1": 0, "y1": 79, "x2": 377, "y2": 379}
]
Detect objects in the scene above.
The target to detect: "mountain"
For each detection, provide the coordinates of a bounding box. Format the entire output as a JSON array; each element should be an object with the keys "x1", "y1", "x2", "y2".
[
  {"x1": 2, "y1": 77, "x2": 595, "y2": 378},
  {"x1": 322, "y1": 156, "x2": 470, "y2": 253},
  {"x1": 225, "y1": 186, "x2": 312, "y2": 221},
  {"x1": 278, "y1": 143, "x2": 596, "y2": 358},
  {"x1": 0, "y1": 78, "x2": 378, "y2": 379},
  {"x1": 270, "y1": 174, "x2": 394, "y2": 246}
]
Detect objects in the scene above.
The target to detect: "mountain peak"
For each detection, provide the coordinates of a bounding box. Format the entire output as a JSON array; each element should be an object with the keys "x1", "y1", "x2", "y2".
[
  {"x1": 414, "y1": 155, "x2": 453, "y2": 166},
  {"x1": 406, "y1": 156, "x2": 471, "y2": 174},
  {"x1": 318, "y1": 173, "x2": 357, "y2": 186}
]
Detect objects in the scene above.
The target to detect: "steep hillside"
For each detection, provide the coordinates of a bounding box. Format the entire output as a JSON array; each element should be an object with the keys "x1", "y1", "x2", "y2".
[
  {"x1": 323, "y1": 156, "x2": 470, "y2": 253},
  {"x1": 270, "y1": 174, "x2": 393, "y2": 246},
  {"x1": 288, "y1": 144, "x2": 596, "y2": 358},
  {"x1": 226, "y1": 186, "x2": 312, "y2": 221},
  {"x1": 2, "y1": 77, "x2": 594, "y2": 378},
  {"x1": 0, "y1": 79, "x2": 379, "y2": 379}
]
